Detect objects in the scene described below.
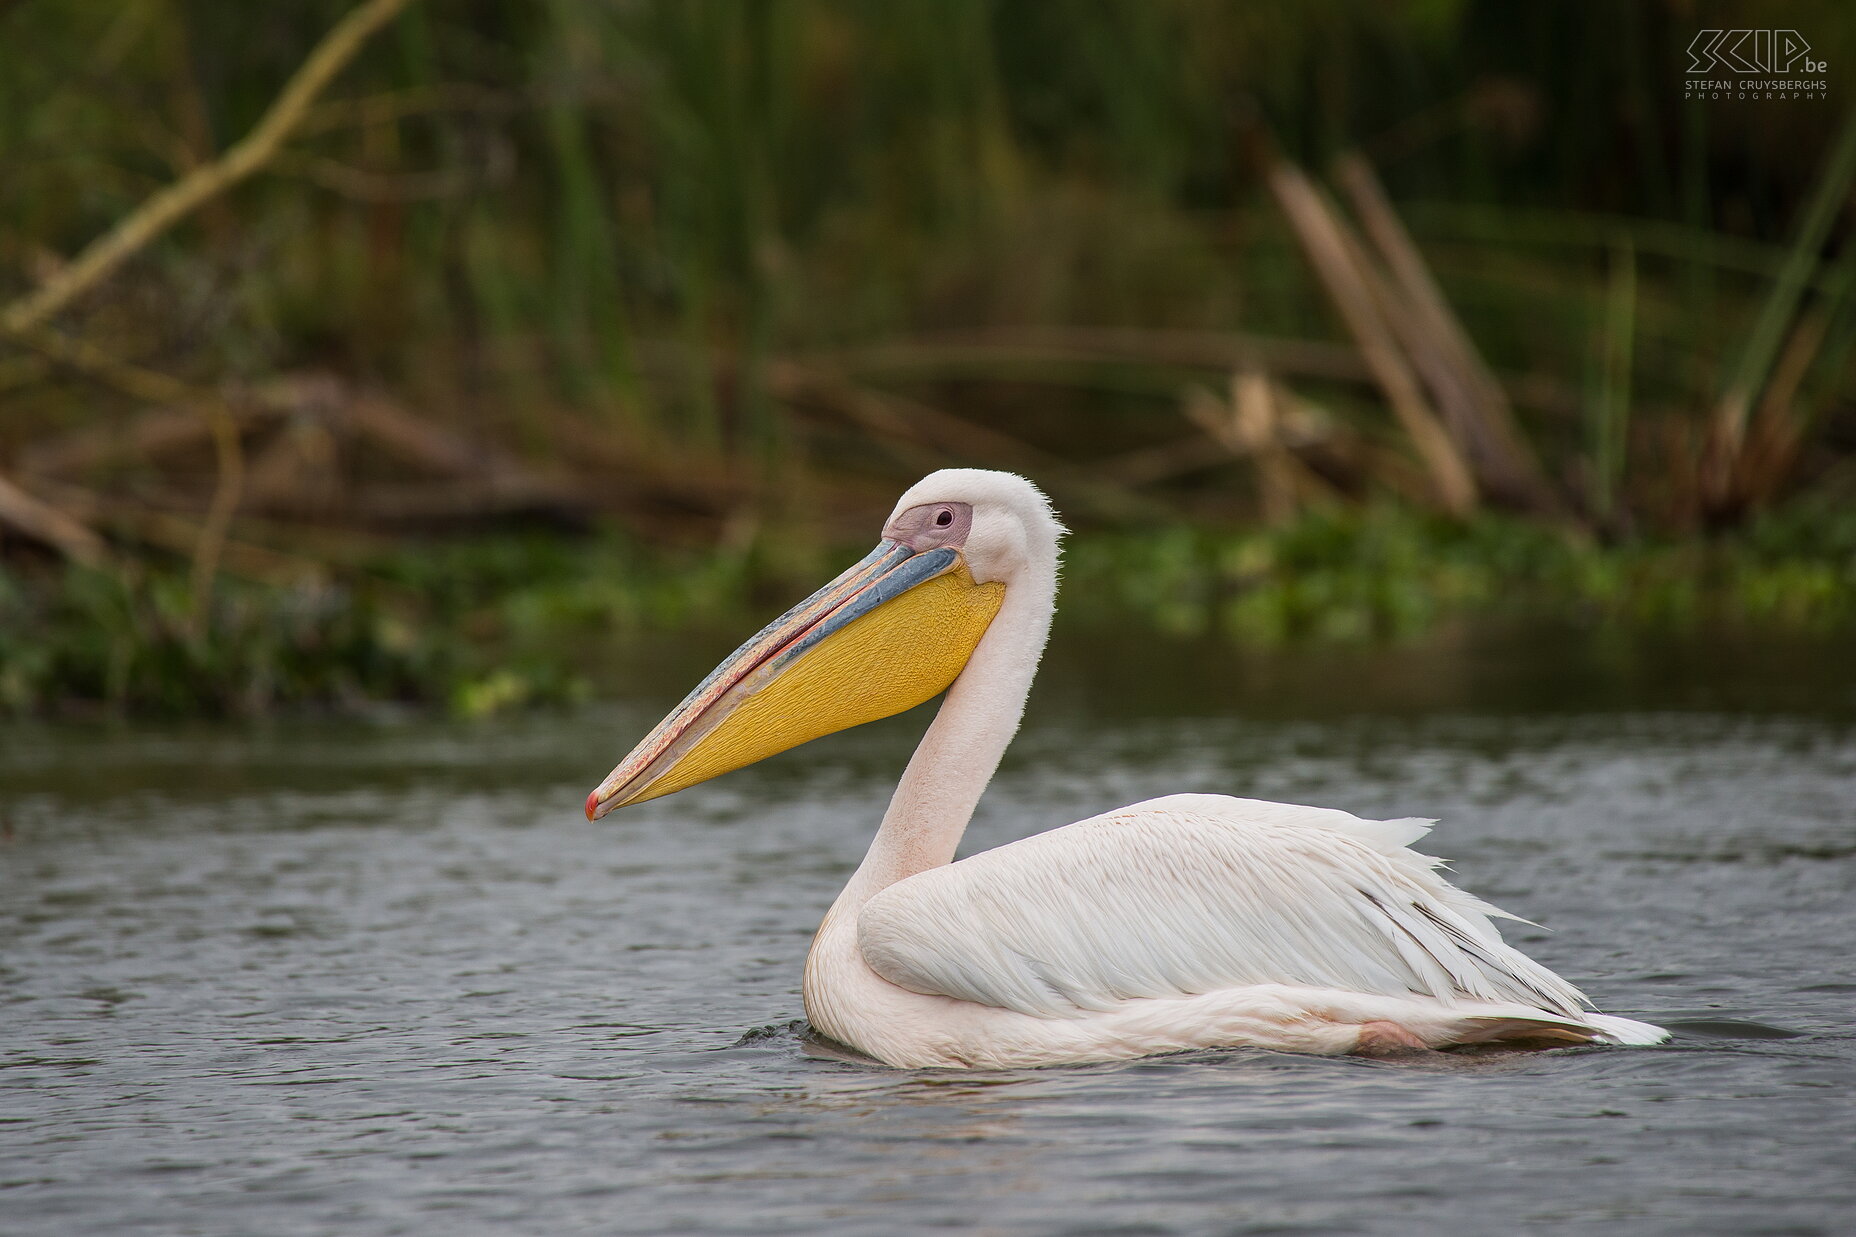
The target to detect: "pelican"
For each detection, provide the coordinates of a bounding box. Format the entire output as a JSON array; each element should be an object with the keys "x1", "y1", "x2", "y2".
[{"x1": 587, "y1": 470, "x2": 1666, "y2": 1068}]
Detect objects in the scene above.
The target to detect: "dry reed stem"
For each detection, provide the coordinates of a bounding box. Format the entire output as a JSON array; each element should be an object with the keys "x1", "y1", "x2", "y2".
[
  {"x1": 344, "y1": 392, "x2": 528, "y2": 480},
  {"x1": 1332, "y1": 153, "x2": 1560, "y2": 515},
  {"x1": 1182, "y1": 372, "x2": 1332, "y2": 523},
  {"x1": 243, "y1": 420, "x2": 343, "y2": 515},
  {"x1": 0, "y1": 0, "x2": 417, "y2": 335},
  {"x1": 19, "y1": 402, "x2": 263, "y2": 478},
  {"x1": 187, "y1": 403, "x2": 246, "y2": 631},
  {"x1": 31, "y1": 477, "x2": 329, "y2": 584},
  {"x1": 9, "y1": 324, "x2": 201, "y2": 406},
  {"x1": 1230, "y1": 371, "x2": 1298, "y2": 524},
  {"x1": 0, "y1": 471, "x2": 111, "y2": 565},
  {"x1": 1727, "y1": 310, "x2": 1831, "y2": 511},
  {"x1": 1263, "y1": 156, "x2": 1477, "y2": 514}
]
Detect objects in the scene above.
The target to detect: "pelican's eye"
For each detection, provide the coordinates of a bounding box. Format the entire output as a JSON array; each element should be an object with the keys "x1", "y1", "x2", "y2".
[{"x1": 934, "y1": 508, "x2": 954, "y2": 527}]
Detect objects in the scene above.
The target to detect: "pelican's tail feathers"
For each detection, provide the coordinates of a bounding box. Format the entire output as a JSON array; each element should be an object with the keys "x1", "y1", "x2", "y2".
[
  {"x1": 1455, "y1": 1010, "x2": 1670, "y2": 1048},
  {"x1": 1582, "y1": 1013, "x2": 1669, "y2": 1046}
]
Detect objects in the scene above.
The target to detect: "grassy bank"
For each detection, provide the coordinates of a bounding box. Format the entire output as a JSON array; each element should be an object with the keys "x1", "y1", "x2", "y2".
[{"x1": 6, "y1": 501, "x2": 1853, "y2": 720}]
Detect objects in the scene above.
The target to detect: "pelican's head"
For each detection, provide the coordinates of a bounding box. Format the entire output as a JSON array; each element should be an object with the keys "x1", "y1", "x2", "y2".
[{"x1": 585, "y1": 470, "x2": 1061, "y2": 819}]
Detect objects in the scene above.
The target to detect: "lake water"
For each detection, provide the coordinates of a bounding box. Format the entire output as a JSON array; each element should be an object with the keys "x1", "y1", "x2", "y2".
[{"x1": 3, "y1": 623, "x2": 1853, "y2": 1234}]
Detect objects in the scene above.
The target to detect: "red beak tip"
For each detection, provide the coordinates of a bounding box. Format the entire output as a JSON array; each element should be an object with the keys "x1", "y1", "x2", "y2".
[{"x1": 584, "y1": 790, "x2": 601, "y2": 821}]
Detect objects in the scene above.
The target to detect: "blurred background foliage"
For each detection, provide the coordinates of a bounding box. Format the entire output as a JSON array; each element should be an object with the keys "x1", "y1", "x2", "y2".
[{"x1": 1, "y1": 0, "x2": 1853, "y2": 715}]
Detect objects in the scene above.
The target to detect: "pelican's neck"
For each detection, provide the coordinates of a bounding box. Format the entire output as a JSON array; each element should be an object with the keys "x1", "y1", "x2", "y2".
[{"x1": 837, "y1": 549, "x2": 1057, "y2": 907}]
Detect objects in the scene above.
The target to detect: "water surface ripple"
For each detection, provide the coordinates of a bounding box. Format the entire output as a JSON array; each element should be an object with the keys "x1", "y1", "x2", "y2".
[{"x1": 3, "y1": 644, "x2": 1853, "y2": 1234}]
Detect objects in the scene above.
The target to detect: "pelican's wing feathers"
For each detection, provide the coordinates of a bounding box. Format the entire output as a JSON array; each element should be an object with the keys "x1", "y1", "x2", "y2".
[{"x1": 857, "y1": 794, "x2": 1589, "y2": 1019}]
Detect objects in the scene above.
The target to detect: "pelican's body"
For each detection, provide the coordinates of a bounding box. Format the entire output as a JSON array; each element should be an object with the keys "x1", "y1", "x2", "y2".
[{"x1": 589, "y1": 470, "x2": 1665, "y2": 1067}]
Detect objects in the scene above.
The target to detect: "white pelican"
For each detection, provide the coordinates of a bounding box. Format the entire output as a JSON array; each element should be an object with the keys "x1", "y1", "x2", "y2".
[{"x1": 587, "y1": 469, "x2": 1666, "y2": 1068}]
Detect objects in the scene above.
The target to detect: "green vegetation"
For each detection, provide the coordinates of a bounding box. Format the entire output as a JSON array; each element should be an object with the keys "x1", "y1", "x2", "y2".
[
  {"x1": 1070, "y1": 501, "x2": 1856, "y2": 643},
  {"x1": 6, "y1": 500, "x2": 1852, "y2": 718},
  {"x1": 0, "y1": 531, "x2": 770, "y2": 718},
  {"x1": 1, "y1": 3, "x2": 1853, "y2": 717}
]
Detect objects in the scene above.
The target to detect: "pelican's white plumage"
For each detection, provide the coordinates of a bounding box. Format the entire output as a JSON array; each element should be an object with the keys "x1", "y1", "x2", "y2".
[
  {"x1": 591, "y1": 468, "x2": 1666, "y2": 1068},
  {"x1": 858, "y1": 796, "x2": 1584, "y2": 1019}
]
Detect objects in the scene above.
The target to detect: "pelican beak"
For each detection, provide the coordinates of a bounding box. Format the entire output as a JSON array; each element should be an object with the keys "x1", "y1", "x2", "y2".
[{"x1": 586, "y1": 540, "x2": 1004, "y2": 819}]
